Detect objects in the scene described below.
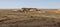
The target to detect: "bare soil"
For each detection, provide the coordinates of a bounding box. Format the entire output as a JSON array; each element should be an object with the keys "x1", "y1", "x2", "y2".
[{"x1": 0, "y1": 10, "x2": 60, "y2": 27}]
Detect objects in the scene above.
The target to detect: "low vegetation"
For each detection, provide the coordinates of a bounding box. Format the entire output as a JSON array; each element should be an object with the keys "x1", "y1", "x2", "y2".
[{"x1": 0, "y1": 8, "x2": 60, "y2": 27}]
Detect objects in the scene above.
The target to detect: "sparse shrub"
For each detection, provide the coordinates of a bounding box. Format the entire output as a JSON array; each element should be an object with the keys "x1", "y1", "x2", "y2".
[
  {"x1": 57, "y1": 22, "x2": 60, "y2": 27},
  {"x1": 30, "y1": 16, "x2": 33, "y2": 17},
  {"x1": 2, "y1": 16, "x2": 8, "y2": 18},
  {"x1": 39, "y1": 17, "x2": 48, "y2": 21}
]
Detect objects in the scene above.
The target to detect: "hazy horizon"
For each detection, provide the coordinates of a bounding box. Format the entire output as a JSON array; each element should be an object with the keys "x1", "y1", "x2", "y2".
[{"x1": 0, "y1": 0, "x2": 60, "y2": 9}]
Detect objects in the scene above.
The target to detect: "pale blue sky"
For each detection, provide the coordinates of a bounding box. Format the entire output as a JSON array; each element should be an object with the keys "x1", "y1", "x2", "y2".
[{"x1": 0, "y1": 0, "x2": 60, "y2": 8}]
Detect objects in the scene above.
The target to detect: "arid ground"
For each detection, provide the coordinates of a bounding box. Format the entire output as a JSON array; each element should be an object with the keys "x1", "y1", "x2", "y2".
[{"x1": 0, "y1": 9, "x2": 60, "y2": 27}]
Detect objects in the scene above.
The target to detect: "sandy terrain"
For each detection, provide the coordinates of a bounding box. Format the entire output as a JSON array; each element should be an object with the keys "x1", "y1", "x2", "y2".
[{"x1": 0, "y1": 9, "x2": 60, "y2": 27}]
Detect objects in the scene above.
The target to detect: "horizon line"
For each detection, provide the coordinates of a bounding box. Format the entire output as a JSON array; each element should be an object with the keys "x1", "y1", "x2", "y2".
[{"x1": 0, "y1": 8, "x2": 60, "y2": 9}]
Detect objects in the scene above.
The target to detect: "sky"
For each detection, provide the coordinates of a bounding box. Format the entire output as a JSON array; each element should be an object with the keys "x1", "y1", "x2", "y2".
[{"x1": 0, "y1": 0, "x2": 60, "y2": 9}]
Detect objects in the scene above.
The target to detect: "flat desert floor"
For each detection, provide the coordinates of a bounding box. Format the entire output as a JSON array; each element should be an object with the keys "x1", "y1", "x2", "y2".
[{"x1": 0, "y1": 10, "x2": 60, "y2": 27}]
